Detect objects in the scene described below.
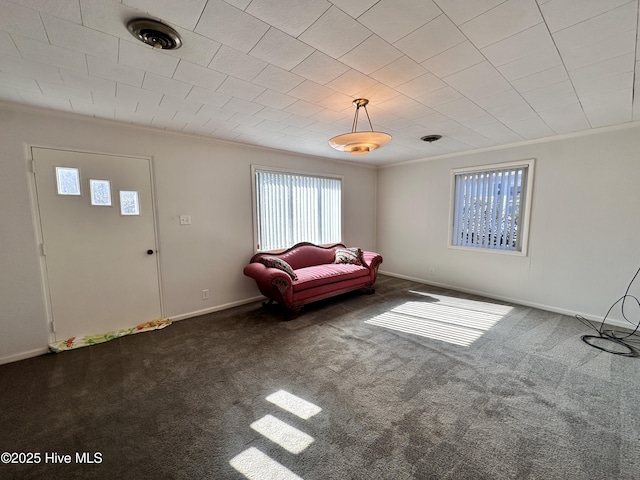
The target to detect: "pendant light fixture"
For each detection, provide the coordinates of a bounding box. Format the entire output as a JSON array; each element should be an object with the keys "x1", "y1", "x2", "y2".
[{"x1": 328, "y1": 99, "x2": 392, "y2": 155}]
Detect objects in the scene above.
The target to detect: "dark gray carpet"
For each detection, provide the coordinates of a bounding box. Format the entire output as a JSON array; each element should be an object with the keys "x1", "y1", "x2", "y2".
[{"x1": 1, "y1": 275, "x2": 639, "y2": 479}]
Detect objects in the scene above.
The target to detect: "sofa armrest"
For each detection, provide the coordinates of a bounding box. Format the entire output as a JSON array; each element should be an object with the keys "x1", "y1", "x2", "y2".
[
  {"x1": 361, "y1": 251, "x2": 383, "y2": 279},
  {"x1": 243, "y1": 262, "x2": 293, "y2": 286}
]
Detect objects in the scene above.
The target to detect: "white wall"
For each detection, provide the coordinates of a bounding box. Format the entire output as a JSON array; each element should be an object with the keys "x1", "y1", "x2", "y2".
[
  {"x1": 377, "y1": 124, "x2": 640, "y2": 324},
  {"x1": 0, "y1": 104, "x2": 377, "y2": 363}
]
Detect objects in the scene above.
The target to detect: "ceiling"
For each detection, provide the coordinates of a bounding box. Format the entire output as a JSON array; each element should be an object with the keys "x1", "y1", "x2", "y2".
[{"x1": 1, "y1": 0, "x2": 638, "y2": 166}]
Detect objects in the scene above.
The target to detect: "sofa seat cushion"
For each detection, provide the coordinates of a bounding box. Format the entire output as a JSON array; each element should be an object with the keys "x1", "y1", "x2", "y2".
[{"x1": 293, "y1": 263, "x2": 369, "y2": 292}]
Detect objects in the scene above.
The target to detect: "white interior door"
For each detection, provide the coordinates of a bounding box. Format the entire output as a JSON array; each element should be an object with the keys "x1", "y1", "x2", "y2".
[{"x1": 32, "y1": 147, "x2": 162, "y2": 341}]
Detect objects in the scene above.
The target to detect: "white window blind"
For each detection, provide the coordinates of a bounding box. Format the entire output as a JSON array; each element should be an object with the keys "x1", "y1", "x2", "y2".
[
  {"x1": 255, "y1": 169, "x2": 341, "y2": 251},
  {"x1": 452, "y1": 163, "x2": 531, "y2": 252}
]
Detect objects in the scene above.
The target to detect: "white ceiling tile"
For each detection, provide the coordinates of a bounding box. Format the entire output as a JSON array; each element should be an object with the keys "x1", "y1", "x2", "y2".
[
  {"x1": 254, "y1": 89, "x2": 297, "y2": 109},
  {"x1": 506, "y1": 116, "x2": 555, "y2": 139},
  {"x1": 70, "y1": 101, "x2": 115, "y2": 118},
  {"x1": 251, "y1": 65, "x2": 305, "y2": 93},
  {"x1": 80, "y1": 0, "x2": 139, "y2": 39},
  {"x1": 254, "y1": 107, "x2": 293, "y2": 122},
  {"x1": 0, "y1": 31, "x2": 20, "y2": 57},
  {"x1": 159, "y1": 95, "x2": 202, "y2": 114},
  {"x1": 288, "y1": 80, "x2": 333, "y2": 103},
  {"x1": 551, "y1": 2, "x2": 637, "y2": 53},
  {"x1": 472, "y1": 122, "x2": 523, "y2": 143},
  {"x1": 497, "y1": 47, "x2": 562, "y2": 81},
  {"x1": 540, "y1": 0, "x2": 630, "y2": 33},
  {"x1": 249, "y1": 28, "x2": 314, "y2": 71},
  {"x1": 160, "y1": 28, "x2": 221, "y2": 67},
  {"x1": 298, "y1": 6, "x2": 372, "y2": 58},
  {"x1": 358, "y1": 0, "x2": 441, "y2": 43},
  {"x1": 325, "y1": 69, "x2": 377, "y2": 96},
  {"x1": 394, "y1": 14, "x2": 465, "y2": 63},
  {"x1": 60, "y1": 70, "x2": 116, "y2": 96},
  {"x1": 173, "y1": 61, "x2": 226, "y2": 90},
  {"x1": 223, "y1": 97, "x2": 265, "y2": 115},
  {"x1": 217, "y1": 76, "x2": 266, "y2": 100},
  {"x1": 460, "y1": 0, "x2": 543, "y2": 49},
  {"x1": 560, "y1": 31, "x2": 636, "y2": 72},
  {"x1": 396, "y1": 73, "x2": 446, "y2": 98},
  {"x1": 315, "y1": 91, "x2": 356, "y2": 111},
  {"x1": 194, "y1": 0, "x2": 269, "y2": 53},
  {"x1": 580, "y1": 89, "x2": 632, "y2": 127},
  {"x1": 444, "y1": 61, "x2": 512, "y2": 100},
  {"x1": 510, "y1": 65, "x2": 568, "y2": 93},
  {"x1": 223, "y1": 0, "x2": 252, "y2": 10},
  {"x1": 228, "y1": 112, "x2": 263, "y2": 126},
  {"x1": 11, "y1": 0, "x2": 82, "y2": 23},
  {"x1": 0, "y1": 55, "x2": 63, "y2": 84},
  {"x1": 521, "y1": 80, "x2": 578, "y2": 110},
  {"x1": 245, "y1": 0, "x2": 330, "y2": 37},
  {"x1": 474, "y1": 89, "x2": 523, "y2": 110},
  {"x1": 568, "y1": 53, "x2": 635, "y2": 83},
  {"x1": 310, "y1": 109, "x2": 346, "y2": 123},
  {"x1": 326, "y1": 0, "x2": 378, "y2": 18},
  {"x1": 354, "y1": 83, "x2": 400, "y2": 104},
  {"x1": 38, "y1": 81, "x2": 93, "y2": 103},
  {"x1": 185, "y1": 86, "x2": 231, "y2": 107},
  {"x1": 209, "y1": 45, "x2": 267, "y2": 81},
  {"x1": 421, "y1": 41, "x2": 484, "y2": 77},
  {"x1": 433, "y1": 0, "x2": 507, "y2": 26},
  {"x1": 416, "y1": 86, "x2": 463, "y2": 107},
  {"x1": 142, "y1": 72, "x2": 193, "y2": 99},
  {"x1": 119, "y1": 41, "x2": 179, "y2": 77},
  {"x1": 116, "y1": 83, "x2": 162, "y2": 106},
  {"x1": 537, "y1": 101, "x2": 590, "y2": 133},
  {"x1": 17, "y1": 91, "x2": 71, "y2": 109},
  {"x1": 0, "y1": 0, "x2": 48, "y2": 41},
  {"x1": 481, "y1": 23, "x2": 554, "y2": 67},
  {"x1": 285, "y1": 100, "x2": 324, "y2": 117},
  {"x1": 280, "y1": 114, "x2": 315, "y2": 127},
  {"x1": 123, "y1": 0, "x2": 208, "y2": 30},
  {"x1": 339, "y1": 35, "x2": 403, "y2": 75},
  {"x1": 572, "y1": 72, "x2": 633, "y2": 98},
  {"x1": 432, "y1": 98, "x2": 489, "y2": 122},
  {"x1": 42, "y1": 14, "x2": 118, "y2": 61},
  {"x1": 487, "y1": 102, "x2": 537, "y2": 123},
  {"x1": 198, "y1": 104, "x2": 235, "y2": 121},
  {"x1": 87, "y1": 55, "x2": 144, "y2": 87},
  {"x1": 291, "y1": 50, "x2": 350, "y2": 85},
  {"x1": 0, "y1": 71, "x2": 41, "y2": 92},
  {"x1": 370, "y1": 56, "x2": 427, "y2": 87},
  {"x1": 12, "y1": 34, "x2": 87, "y2": 73}
]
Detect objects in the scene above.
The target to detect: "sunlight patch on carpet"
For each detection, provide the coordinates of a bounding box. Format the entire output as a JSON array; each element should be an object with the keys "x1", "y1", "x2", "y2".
[
  {"x1": 266, "y1": 390, "x2": 322, "y2": 420},
  {"x1": 230, "y1": 447, "x2": 303, "y2": 480},
  {"x1": 365, "y1": 293, "x2": 512, "y2": 346},
  {"x1": 251, "y1": 415, "x2": 314, "y2": 454}
]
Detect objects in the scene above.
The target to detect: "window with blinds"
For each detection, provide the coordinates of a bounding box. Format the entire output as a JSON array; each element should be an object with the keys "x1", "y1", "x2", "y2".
[
  {"x1": 450, "y1": 160, "x2": 534, "y2": 254},
  {"x1": 253, "y1": 168, "x2": 342, "y2": 252}
]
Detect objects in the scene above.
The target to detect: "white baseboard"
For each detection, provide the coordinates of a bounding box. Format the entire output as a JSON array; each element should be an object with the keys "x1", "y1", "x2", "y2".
[
  {"x1": 0, "y1": 347, "x2": 50, "y2": 365},
  {"x1": 378, "y1": 270, "x2": 633, "y2": 331},
  {"x1": 168, "y1": 295, "x2": 264, "y2": 322}
]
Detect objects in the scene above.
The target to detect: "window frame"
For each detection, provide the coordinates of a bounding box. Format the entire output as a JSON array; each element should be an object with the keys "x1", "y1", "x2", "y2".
[
  {"x1": 251, "y1": 165, "x2": 344, "y2": 253},
  {"x1": 448, "y1": 159, "x2": 535, "y2": 256}
]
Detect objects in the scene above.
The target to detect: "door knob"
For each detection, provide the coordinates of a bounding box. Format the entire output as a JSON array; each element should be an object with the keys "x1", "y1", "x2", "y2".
[{"x1": 147, "y1": 249, "x2": 154, "y2": 255}]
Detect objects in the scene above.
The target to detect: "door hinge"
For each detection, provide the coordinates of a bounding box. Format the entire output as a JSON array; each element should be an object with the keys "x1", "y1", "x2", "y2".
[
  {"x1": 50, "y1": 321, "x2": 56, "y2": 333},
  {"x1": 40, "y1": 243, "x2": 46, "y2": 256},
  {"x1": 29, "y1": 159, "x2": 35, "y2": 173}
]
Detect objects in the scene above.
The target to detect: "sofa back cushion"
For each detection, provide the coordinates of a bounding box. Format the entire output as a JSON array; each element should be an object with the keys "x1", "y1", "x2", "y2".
[{"x1": 251, "y1": 242, "x2": 344, "y2": 270}]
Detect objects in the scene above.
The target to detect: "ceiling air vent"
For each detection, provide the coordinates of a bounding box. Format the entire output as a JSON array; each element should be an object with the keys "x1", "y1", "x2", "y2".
[
  {"x1": 420, "y1": 135, "x2": 442, "y2": 143},
  {"x1": 127, "y1": 18, "x2": 182, "y2": 50}
]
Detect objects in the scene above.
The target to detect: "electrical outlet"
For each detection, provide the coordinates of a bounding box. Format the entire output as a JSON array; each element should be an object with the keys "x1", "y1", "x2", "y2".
[
  {"x1": 202, "y1": 289, "x2": 210, "y2": 300},
  {"x1": 180, "y1": 215, "x2": 191, "y2": 225},
  {"x1": 429, "y1": 267, "x2": 435, "y2": 275}
]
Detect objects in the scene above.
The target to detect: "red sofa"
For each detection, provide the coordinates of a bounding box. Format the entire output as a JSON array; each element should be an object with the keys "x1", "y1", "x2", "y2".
[{"x1": 243, "y1": 242, "x2": 383, "y2": 319}]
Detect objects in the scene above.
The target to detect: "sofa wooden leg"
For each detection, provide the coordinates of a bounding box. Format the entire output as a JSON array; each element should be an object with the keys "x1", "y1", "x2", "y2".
[
  {"x1": 285, "y1": 307, "x2": 302, "y2": 321},
  {"x1": 363, "y1": 287, "x2": 375, "y2": 295},
  {"x1": 262, "y1": 298, "x2": 274, "y2": 307}
]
